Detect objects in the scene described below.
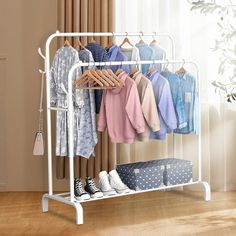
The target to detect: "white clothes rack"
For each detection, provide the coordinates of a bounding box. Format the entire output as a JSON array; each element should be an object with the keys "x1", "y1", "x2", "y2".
[{"x1": 39, "y1": 31, "x2": 211, "y2": 225}]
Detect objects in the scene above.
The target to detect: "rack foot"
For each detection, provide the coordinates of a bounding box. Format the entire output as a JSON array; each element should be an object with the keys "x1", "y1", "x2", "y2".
[
  {"x1": 199, "y1": 181, "x2": 211, "y2": 201},
  {"x1": 42, "y1": 193, "x2": 49, "y2": 212},
  {"x1": 73, "y1": 202, "x2": 83, "y2": 225}
]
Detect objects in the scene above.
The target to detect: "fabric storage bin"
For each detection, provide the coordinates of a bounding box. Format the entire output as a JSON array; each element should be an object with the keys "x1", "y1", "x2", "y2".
[
  {"x1": 149, "y1": 158, "x2": 193, "y2": 186},
  {"x1": 116, "y1": 160, "x2": 165, "y2": 191}
]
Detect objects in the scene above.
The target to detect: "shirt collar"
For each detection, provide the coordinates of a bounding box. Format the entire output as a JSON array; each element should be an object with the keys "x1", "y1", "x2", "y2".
[
  {"x1": 107, "y1": 44, "x2": 119, "y2": 60},
  {"x1": 176, "y1": 71, "x2": 187, "y2": 80},
  {"x1": 149, "y1": 71, "x2": 160, "y2": 84}
]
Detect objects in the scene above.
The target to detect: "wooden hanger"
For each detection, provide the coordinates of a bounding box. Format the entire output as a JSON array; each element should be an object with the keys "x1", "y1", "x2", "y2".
[
  {"x1": 96, "y1": 70, "x2": 115, "y2": 86},
  {"x1": 130, "y1": 64, "x2": 140, "y2": 76},
  {"x1": 176, "y1": 60, "x2": 186, "y2": 74},
  {"x1": 105, "y1": 69, "x2": 124, "y2": 87},
  {"x1": 150, "y1": 33, "x2": 157, "y2": 44},
  {"x1": 76, "y1": 70, "x2": 104, "y2": 87},
  {"x1": 107, "y1": 32, "x2": 115, "y2": 49},
  {"x1": 138, "y1": 33, "x2": 145, "y2": 44},
  {"x1": 89, "y1": 33, "x2": 96, "y2": 43},
  {"x1": 119, "y1": 33, "x2": 133, "y2": 48},
  {"x1": 75, "y1": 38, "x2": 85, "y2": 49},
  {"x1": 163, "y1": 60, "x2": 170, "y2": 72},
  {"x1": 115, "y1": 68, "x2": 124, "y2": 76},
  {"x1": 176, "y1": 67, "x2": 186, "y2": 75},
  {"x1": 148, "y1": 66, "x2": 157, "y2": 74},
  {"x1": 90, "y1": 70, "x2": 110, "y2": 87},
  {"x1": 64, "y1": 39, "x2": 70, "y2": 47}
]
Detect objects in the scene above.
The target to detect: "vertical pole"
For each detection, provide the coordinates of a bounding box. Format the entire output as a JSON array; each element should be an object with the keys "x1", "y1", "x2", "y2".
[
  {"x1": 68, "y1": 66, "x2": 75, "y2": 202},
  {"x1": 45, "y1": 35, "x2": 56, "y2": 195},
  {"x1": 195, "y1": 63, "x2": 202, "y2": 181},
  {"x1": 169, "y1": 35, "x2": 176, "y2": 159}
]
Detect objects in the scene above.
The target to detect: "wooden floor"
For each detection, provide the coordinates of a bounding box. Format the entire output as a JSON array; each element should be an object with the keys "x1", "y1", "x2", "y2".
[{"x1": 1, "y1": 191, "x2": 236, "y2": 236}]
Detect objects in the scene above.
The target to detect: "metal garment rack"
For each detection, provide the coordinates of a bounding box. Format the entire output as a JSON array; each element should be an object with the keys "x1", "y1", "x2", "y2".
[{"x1": 39, "y1": 31, "x2": 211, "y2": 225}]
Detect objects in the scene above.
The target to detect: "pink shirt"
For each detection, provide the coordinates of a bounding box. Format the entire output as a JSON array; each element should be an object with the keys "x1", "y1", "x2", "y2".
[{"x1": 97, "y1": 72, "x2": 145, "y2": 143}]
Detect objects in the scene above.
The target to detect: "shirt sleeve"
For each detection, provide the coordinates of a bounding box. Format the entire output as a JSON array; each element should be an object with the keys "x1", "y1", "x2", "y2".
[
  {"x1": 97, "y1": 91, "x2": 107, "y2": 132},
  {"x1": 176, "y1": 85, "x2": 187, "y2": 129},
  {"x1": 125, "y1": 83, "x2": 146, "y2": 134},
  {"x1": 142, "y1": 81, "x2": 160, "y2": 132},
  {"x1": 158, "y1": 82, "x2": 177, "y2": 130}
]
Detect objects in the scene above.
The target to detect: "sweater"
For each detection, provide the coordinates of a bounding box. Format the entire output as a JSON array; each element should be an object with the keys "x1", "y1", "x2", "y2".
[
  {"x1": 132, "y1": 72, "x2": 160, "y2": 141},
  {"x1": 97, "y1": 72, "x2": 145, "y2": 143}
]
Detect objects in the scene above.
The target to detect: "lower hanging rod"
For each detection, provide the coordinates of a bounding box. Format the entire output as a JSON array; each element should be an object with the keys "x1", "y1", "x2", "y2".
[{"x1": 73, "y1": 59, "x2": 195, "y2": 68}]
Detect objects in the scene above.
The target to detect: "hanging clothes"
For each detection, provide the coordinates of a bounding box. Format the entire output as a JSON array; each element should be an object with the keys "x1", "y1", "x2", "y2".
[
  {"x1": 120, "y1": 46, "x2": 141, "y2": 72},
  {"x1": 174, "y1": 72, "x2": 197, "y2": 134},
  {"x1": 149, "y1": 42, "x2": 166, "y2": 72},
  {"x1": 147, "y1": 71, "x2": 177, "y2": 140},
  {"x1": 98, "y1": 72, "x2": 145, "y2": 143},
  {"x1": 78, "y1": 48, "x2": 95, "y2": 73},
  {"x1": 74, "y1": 48, "x2": 98, "y2": 158},
  {"x1": 86, "y1": 42, "x2": 109, "y2": 113},
  {"x1": 135, "y1": 42, "x2": 155, "y2": 74},
  {"x1": 161, "y1": 71, "x2": 187, "y2": 129},
  {"x1": 50, "y1": 46, "x2": 83, "y2": 157},
  {"x1": 131, "y1": 71, "x2": 160, "y2": 141},
  {"x1": 106, "y1": 44, "x2": 130, "y2": 73}
]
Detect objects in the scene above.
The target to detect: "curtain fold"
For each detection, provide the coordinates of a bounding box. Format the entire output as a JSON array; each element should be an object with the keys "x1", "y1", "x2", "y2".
[{"x1": 57, "y1": 0, "x2": 116, "y2": 179}]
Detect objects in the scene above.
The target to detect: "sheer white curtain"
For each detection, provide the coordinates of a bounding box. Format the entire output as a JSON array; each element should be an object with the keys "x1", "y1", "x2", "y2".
[{"x1": 115, "y1": 0, "x2": 236, "y2": 191}]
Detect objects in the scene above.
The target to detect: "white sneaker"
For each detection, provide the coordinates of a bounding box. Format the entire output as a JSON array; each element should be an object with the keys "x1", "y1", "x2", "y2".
[
  {"x1": 109, "y1": 170, "x2": 134, "y2": 194},
  {"x1": 99, "y1": 171, "x2": 117, "y2": 196}
]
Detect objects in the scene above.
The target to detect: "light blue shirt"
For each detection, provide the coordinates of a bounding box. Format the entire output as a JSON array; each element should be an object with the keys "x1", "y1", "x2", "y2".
[
  {"x1": 147, "y1": 71, "x2": 177, "y2": 140},
  {"x1": 161, "y1": 71, "x2": 187, "y2": 129},
  {"x1": 149, "y1": 42, "x2": 166, "y2": 72},
  {"x1": 135, "y1": 43, "x2": 155, "y2": 74},
  {"x1": 174, "y1": 72, "x2": 198, "y2": 134}
]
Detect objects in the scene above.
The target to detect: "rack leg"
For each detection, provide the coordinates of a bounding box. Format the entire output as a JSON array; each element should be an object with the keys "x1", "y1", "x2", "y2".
[
  {"x1": 73, "y1": 202, "x2": 83, "y2": 225},
  {"x1": 42, "y1": 194, "x2": 49, "y2": 212},
  {"x1": 199, "y1": 181, "x2": 211, "y2": 201}
]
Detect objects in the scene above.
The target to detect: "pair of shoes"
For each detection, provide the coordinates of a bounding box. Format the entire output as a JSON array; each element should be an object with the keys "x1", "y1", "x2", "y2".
[
  {"x1": 99, "y1": 170, "x2": 134, "y2": 196},
  {"x1": 74, "y1": 177, "x2": 103, "y2": 201}
]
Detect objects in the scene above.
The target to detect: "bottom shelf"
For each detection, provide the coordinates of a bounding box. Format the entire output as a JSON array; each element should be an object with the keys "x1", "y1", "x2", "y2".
[
  {"x1": 42, "y1": 180, "x2": 211, "y2": 225},
  {"x1": 44, "y1": 180, "x2": 211, "y2": 205}
]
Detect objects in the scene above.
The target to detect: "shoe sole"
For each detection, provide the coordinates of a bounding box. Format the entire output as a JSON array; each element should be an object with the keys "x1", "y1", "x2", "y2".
[
  {"x1": 75, "y1": 195, "x2": 91, "y2": 201},
  {"x1": 115, "y1": 188, "x2": 133, "y2": 194},
  {"x1": 102, "y1": 191, "x2": 117, "y2": 196},
  {"x1": 90, "y1": 192, "x2": 103, "y2": 198}
]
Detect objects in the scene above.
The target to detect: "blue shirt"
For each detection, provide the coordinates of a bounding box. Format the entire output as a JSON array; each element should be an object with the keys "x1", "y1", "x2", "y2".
[
  {"x1": 161, "y1": 71, "x2": 187, "y2": 129},
  {"x1": 174, "y1": 72, "x2": 198, "y2": 134},
  {"x1": 147, "y1": 71, "x2": 177, "y2": 140},
  {"x1": 135, "y1": 43, "x2": 155, "y2": 74},
  {"x1": 106, "y1": 44, "x2": 130, "y2": 73},
  {"x1": 86, "y1": 42, "x2": 109, "y2": 113}
]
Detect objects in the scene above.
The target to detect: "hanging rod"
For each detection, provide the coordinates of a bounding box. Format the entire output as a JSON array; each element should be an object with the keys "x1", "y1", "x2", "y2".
[
  {"x1": 53, "y1": 30, "x2": 173, "y2": 38},
  {"x1": 70, "y1": 59, "x2": 198, "y2": 68},
  {"x1": 45, "y1": 31, "x2": 175, "y2": 52}
]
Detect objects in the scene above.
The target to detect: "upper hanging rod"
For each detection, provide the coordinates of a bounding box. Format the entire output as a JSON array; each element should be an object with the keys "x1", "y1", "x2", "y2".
[
  {"x1": 53, "y1": 30, "x2": 172, "y2": 38},
  {"x1": 45, "y1": 31, "x2": 175, "y2": 51}
]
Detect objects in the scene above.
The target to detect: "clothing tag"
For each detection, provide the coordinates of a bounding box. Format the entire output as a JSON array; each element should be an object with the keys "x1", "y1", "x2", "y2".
[{"x1": 185, "y1": 92, "x2": 192, "y2": 103}]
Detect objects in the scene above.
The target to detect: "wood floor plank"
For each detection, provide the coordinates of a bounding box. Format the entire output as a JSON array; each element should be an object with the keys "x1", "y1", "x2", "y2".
[{"x1": 0, "y1": 191, "x2": 236, "y2": 235}]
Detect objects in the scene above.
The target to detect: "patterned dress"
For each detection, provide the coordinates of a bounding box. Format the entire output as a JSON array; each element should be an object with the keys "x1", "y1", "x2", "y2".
[
  {"x1": 50, "y1": 46, "x2": 83, "y2": 157},
  {"x1": 75, "y1": 48, "x2": 98, "y2": 158}
]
